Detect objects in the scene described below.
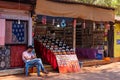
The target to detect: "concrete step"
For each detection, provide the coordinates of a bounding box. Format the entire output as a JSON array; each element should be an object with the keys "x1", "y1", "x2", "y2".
[
  {"x1": 0, "y1": 68, "x2": 24, "y2": 76},
  {"x1": 0, "y1": 64, "x2": 53, "y2": 76}
]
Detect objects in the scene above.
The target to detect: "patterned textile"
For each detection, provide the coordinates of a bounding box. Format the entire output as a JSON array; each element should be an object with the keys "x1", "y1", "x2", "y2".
[
  {"x1": 12, "y1": 21, "x2": 27, "y2": 43},
  {"x1": 10, "y1": 45, "x2": 26, "y2": 68},
  {"x1": 0, "y1": 19, "x2": 5, "y2": 45},
  {"x1": 0, "y1": 46, "x2": 10, "y2": 70},
  {"x1": 5, "y1": 21, "x2": 27, "y2": 44}
]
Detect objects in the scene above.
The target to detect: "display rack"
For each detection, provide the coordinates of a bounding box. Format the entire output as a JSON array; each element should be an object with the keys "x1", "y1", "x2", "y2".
[
  {"x1": 64, "y1": 27, "x2": 73, "y2": 47},
  {"x1": 76, "y1": 25, "x2": 93, "y2": 48},
  {"x1": 76, "y1": 23, "x2": 105, "y2": 48}
]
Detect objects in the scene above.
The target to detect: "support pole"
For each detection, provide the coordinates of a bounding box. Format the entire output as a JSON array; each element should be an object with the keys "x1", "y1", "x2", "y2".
[{"x1": 73, "y1": 19, "x2": 76, "y2": 52}]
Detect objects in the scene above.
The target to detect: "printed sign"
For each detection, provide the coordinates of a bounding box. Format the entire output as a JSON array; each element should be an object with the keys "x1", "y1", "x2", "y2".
[{"x1": 56, "y1": 55, "x2": 80, "y2": 73}]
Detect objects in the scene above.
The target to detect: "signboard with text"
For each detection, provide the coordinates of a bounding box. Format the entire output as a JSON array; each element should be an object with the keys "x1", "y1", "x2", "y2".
[{"x1": 56, "y1": 55, "x2": 80, "y2": 73}]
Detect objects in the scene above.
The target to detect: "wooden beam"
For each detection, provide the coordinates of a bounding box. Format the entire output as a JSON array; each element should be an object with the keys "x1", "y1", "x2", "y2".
[{"x1": 0, "y1": 1, "x2": 32, "y2": 11}]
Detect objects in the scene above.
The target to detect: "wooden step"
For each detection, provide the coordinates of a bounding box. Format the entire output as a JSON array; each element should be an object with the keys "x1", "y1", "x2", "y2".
[
  {"x1": 44, "y1": 64, "x2": 53, "y2": 71},
  {"x1": 31, "y1": 64, "x2": 54, "y2": 73}
]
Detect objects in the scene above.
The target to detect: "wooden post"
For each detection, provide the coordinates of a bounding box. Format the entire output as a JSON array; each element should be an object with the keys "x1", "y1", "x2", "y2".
[{"x1": 73, "y1": 19, "x2": 76, "y2": 52}]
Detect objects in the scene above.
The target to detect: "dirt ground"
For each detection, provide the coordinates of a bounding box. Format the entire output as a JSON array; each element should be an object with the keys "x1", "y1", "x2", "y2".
[{"x1": 0, "y1": 62, "x2": 120, "y2": 80}]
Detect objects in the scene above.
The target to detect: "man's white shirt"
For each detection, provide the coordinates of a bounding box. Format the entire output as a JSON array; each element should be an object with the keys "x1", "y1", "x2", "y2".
[{"x1": 22, "y1": 51, "x2": 34, "y2": 62}]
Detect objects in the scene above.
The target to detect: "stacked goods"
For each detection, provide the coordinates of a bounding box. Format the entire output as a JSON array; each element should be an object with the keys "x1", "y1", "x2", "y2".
[
  {"x1": 38, "y1": 36, "x2": 75, "y2": 55},
  {"x1": 0, "y1": 46, "x2": 10, "y2": 70}
]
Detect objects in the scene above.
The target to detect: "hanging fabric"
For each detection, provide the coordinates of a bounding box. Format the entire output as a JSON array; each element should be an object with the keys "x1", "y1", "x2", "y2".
[
  {"x1": 93, "y1": 22, "x2": 96, "y2": 31},
  {"x1": 0, "y1": 19, "x2": 5, "y2": 46},
  {"x1": 52, "y1": 19, "x2": 55, "y2": 25},
  {"x1": 5, "y1": 21, "x2": 12, "y2": 44},
  {"x1": 42, "y1": 16, "x2": 47, "y2": 24},
  {"x1": 83, "y1": 20, "x2": 86, "y2": 29},
  {"x1": 73, "y1": 19, "x2": 76, "y2": 27},
  {"x1": 5, "y1": 20, "x2": 27, "y2": 44}
]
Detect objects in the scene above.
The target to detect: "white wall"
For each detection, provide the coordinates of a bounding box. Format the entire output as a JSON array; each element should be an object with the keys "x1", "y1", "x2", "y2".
[{"x1": 28, "y1": 18, "x2": 32, "y2": 45}]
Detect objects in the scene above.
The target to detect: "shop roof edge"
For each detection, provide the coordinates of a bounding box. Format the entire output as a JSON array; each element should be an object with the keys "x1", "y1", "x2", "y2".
[{"x1": 49, "y1": 0, "x2": 115, "y2": 10}]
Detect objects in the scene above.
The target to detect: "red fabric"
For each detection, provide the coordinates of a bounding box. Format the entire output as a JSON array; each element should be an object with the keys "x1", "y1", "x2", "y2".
[
  {"x1": 50, "y1": 53, "x2": 58, "y2": 69},
  {"x1": 35, "y1": 40, "x2": 58, "y2": 70},
  {"x1": 46, "y1": 50, "x2": 51, "y2": 62},
  {"x1": 10, "y1": 45, "x2": 26, "y2": 68}
]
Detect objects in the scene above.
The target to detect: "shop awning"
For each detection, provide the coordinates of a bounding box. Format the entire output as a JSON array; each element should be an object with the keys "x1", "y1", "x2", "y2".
[{"x1": 35, "y1": 0, "x2": 115, "y2": 22}]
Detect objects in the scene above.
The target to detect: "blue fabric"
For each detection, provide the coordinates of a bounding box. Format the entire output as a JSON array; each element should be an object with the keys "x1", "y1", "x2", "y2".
[
  {"x1": 25, "y1": 58, "x2": 44, "y2": 76},
  {"x1": 12, "y1": 21, "x2": 25, "y2": 43}
]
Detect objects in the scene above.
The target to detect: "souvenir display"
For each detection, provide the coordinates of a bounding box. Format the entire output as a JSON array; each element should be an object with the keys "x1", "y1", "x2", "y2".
[
  {"x1": 38, "y1": 36, "x2": 75, "y2": 55},
  {"x1": 34, "y1": 35, "x2": 75, "y2": 70}
]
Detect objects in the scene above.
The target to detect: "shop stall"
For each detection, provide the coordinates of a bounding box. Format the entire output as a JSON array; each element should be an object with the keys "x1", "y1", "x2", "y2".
[
  {"x1": 34, "y1": 0, "x2": 115, "y2": 73},
  {"x1": 34, "y1": 15, "x2": 80, "y2": 73}
]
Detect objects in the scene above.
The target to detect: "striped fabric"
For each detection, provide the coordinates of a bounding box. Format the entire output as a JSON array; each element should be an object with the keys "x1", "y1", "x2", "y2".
[
  {"x1": 0, "y1": 19, "x2": 5, "y2": 45},
  {"x1": 5, "y1": 21, "x2": 12, "y2": 44}
]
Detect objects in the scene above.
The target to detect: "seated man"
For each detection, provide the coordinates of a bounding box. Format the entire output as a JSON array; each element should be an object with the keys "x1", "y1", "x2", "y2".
[{"x1": 22, "y1": 46, "x2": 48, "y2": 76}]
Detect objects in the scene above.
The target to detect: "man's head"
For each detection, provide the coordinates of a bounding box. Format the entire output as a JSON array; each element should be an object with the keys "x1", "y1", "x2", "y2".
[{"x1": 27, "y1": 45, "x2": 33, "y2": 53}]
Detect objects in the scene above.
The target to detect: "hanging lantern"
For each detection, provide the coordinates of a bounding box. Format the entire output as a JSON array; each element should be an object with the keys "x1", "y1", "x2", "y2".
[
  {"x1": 105, "y1": 23, "x2": 110, "y2": 30},
  {"x1": 104, "y1": 32, "x2": 108, "y2": 37},
  {"x1": 52, "y1": 19, "x2": 55, "y2": 25},
  {"x1": 100, "y1": 22, "x2": 104, "y2": 29},
  {"x1": 56, "y1": 19, "x2": 60, "y2": 27},
  {"x1": 57, "y1": 24, "x2": 60, "y2": 27},
  {"x1": 93, "y1": 22, "x2": 96, "y2": 30},
  {"x1": 42, "y1": 16, "x2": 47, "y2": 24},
  {"x1": 32, "y1": 32, "x2": 35, "y2": 37},
  {"x1": 83, "y1": 20, "x2": 86, "y2": 29},
  {"x1": 61, "y1": 19, "x2": 66, "y2": 28},
  {"x1": 73, "y1": 19, "x2": 76, "y2": 27}
]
